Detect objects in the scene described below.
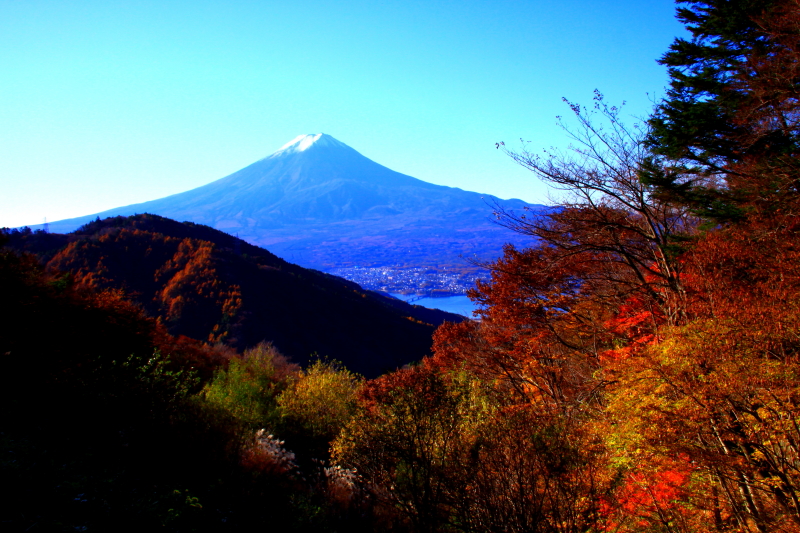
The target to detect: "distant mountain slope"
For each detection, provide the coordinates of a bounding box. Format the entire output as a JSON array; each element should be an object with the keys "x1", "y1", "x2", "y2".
[
  {"x1": 5, "y1": 214, "x2": 463, "y2": 377},
  {"x1": 39, "y1": 134, "x2": 543, "y2": 269}
]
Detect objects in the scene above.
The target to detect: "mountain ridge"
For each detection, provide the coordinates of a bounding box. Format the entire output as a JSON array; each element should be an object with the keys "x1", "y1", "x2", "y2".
[{"x1": 4, "y1": 213, "x2": 463, "y2": 377}]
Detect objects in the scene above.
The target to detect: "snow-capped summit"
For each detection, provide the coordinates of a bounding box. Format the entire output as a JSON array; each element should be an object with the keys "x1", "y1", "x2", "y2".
[{"x1": 270, "y1": 133, "x2": 347, "y2": 157}]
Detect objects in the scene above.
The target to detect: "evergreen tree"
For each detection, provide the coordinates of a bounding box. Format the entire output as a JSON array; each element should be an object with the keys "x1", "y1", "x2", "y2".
[{"x1": 644, "y1": 0, "x2": 800, "y2": 219}]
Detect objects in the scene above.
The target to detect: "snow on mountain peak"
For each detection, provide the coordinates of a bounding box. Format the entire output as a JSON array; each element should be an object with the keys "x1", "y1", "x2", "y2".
[
  {"x1": 270, "y1": 133, "x2": 347, "y2": 157},
  {"x1": 280, "y1": 133, "x2": 323, "y2": 152}
]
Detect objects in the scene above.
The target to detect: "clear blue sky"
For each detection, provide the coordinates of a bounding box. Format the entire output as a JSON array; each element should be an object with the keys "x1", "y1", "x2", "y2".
[{"x1": 1, "y1": 0, "x2": 685, "y2": 228}]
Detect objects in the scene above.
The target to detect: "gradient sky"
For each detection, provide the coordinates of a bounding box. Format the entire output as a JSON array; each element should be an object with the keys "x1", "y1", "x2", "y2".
[{"x1": 1, "y1": 0, "x2": 686, "y2": 228}]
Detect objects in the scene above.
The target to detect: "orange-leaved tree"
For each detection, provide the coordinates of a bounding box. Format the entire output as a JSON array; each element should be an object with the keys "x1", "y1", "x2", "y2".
[{"x1": 604, "y1": 215, "x2": 800, "y2": 533}]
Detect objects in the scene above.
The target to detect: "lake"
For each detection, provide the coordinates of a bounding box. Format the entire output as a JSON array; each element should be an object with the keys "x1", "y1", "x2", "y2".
[{"x1": 389, "y1": 293, "x2": 480, "y2": 318}]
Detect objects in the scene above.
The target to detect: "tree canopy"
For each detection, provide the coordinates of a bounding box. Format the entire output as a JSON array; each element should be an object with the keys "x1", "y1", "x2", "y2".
[{"x1": 646, "y1": 0, "x2": 800, "y2": 219}]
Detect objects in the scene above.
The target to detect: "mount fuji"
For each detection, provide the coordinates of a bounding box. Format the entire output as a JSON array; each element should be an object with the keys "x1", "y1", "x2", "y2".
[{"x1": 41, "y1": 134, "x2": 541, "y2": 269}]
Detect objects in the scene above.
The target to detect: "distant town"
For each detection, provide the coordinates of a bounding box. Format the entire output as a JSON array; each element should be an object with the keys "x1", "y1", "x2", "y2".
[{"x1": 325, "y1": 266, "x2": 490, "y2": 297}]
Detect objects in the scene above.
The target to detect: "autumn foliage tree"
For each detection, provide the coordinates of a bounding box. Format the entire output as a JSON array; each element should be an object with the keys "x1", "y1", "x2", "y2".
[
  {"x1": 332, "y1": 365, "x2": 485, "y2": 532},
  {"x1": 601, "y1": 216, "x2": 800, "y2": 532},
  {"x1": 414, "y1": 2, "x2": 800, "y2": 529},
  {"x1": 47, "y1": 228, "x2": 244, "y2": 343},
  {"x1": 326, "y1": 5, "x2": 800, "y2": 525},
  {"x1": 420, "y1": 98, "x2": 691, "y2": 533}
]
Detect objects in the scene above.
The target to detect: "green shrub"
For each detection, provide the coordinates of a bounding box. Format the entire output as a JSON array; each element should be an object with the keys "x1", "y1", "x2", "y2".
[{"x1": 202, "y1": 342, "x2": 298, "y2": 429}]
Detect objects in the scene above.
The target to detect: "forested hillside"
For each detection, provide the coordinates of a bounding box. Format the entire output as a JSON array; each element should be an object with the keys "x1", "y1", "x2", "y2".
[
  {"x1": 2, "y1": 0, "x2": 799, "y2": 531},
  {"x1": 5, "y1": 214, "x2": 462, "y2": 377},
  {"x1": 0, "y1": 246, "x2": 377, "y2": 531}
]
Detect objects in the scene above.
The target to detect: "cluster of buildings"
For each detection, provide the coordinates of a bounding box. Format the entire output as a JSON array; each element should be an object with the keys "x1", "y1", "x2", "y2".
[{"x1": 326, "y1": 266, "x2": 488, "y2": 296}]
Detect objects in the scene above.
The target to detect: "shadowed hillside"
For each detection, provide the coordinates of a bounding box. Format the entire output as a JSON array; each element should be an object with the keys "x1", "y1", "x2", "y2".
[{"x1": 5, "y1": 214, "x2": 463, "y2": 377}]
